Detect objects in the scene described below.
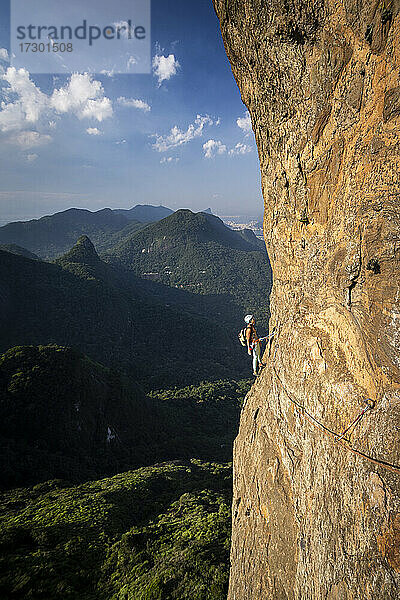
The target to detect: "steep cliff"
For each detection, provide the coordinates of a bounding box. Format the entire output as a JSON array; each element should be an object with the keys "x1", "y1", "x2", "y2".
[{"x1": 213, "y1": 0, "x2": 400, "y2": 597}]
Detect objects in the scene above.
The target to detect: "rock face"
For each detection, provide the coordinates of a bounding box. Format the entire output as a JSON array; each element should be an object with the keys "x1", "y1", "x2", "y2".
[{"x1": 213, "y1": 0, "x2": 400, "y2": 597}]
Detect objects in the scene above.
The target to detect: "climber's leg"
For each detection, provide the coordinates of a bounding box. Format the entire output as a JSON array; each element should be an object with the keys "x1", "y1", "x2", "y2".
[{"x1": 252, "y1": 346, "x2": 259, "y2": 375}]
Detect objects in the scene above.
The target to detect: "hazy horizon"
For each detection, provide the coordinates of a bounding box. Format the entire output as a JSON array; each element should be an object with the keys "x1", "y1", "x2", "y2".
[{"x1": 0, "y1": 202, "x2": 264, "y2": 227}]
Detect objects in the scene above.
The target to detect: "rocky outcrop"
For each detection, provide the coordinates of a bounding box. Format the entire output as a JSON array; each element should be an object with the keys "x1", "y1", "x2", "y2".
[{"x1": 213, "y1": 0, "x2": 400, "y2": 597}]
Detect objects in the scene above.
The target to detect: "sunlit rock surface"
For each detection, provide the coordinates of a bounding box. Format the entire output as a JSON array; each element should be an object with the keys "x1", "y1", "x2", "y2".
[{"x1": 213, "y1": 0, "x2": 400, "y2": 597}]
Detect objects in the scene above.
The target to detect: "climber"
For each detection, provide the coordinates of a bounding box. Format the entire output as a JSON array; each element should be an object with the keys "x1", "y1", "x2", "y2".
[{"x1": 244, "y1": 314, "x2": 266, "y2": 376}]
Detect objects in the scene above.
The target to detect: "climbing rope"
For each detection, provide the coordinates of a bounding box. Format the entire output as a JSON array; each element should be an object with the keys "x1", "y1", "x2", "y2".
[
  {"x1": 270, "y1": 364, "x2": 400, "y2": 474},
  {"x1": 334, "y1": 400, "x2": 374, "y2": 442},
  {"x1": 261, "y1": 327, "x2": 400, "y2": 474}
]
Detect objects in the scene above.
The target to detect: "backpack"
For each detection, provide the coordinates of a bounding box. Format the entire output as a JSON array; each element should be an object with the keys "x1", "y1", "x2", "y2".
[{"x1": 238, "y1": 326, "x2": 249, "y2": 347}]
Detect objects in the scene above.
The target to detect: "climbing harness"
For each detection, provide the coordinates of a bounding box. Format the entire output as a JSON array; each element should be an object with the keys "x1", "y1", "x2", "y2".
[{"x1": 238, "y1": 324, "x2": 270, "y2": 348}]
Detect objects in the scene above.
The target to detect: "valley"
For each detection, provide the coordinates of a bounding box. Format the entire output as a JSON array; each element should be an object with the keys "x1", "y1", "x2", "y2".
[{"x1": 0, "y1": 204, "x2": 270, "y2": 599}]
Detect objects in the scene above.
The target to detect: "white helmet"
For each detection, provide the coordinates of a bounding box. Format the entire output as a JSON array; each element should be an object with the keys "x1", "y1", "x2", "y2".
[{"x1": 244, "y1": 314, "x2": 254, "y2": 324}]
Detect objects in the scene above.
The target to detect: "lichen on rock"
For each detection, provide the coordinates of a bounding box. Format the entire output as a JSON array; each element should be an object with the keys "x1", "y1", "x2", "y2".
[{"x1": 213, "y1": 0, "x2": 400, "y2": 597}]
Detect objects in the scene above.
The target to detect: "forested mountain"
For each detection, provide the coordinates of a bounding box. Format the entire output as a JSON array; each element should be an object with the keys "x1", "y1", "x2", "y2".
[
  {"x1": 0, "y1": 205, "x2": 170, "y2": 259},
  {"x1": 105, "y1": 209, "x2": 272, "y2": 324},
  {"x1": 0, "y1": 208, "x2": 132, "y2": 259},
  {"x1": 0, "y1": 461, "x2": 232, "y2": 600},
  {"x1": 109, "y1": 209, "x2": 260, "y2": 253},
  {"x1": 93, "y1": 220, "x2": 147, "y2": 253},
  {"x1": 0, "y1": 237, "x2": 250, "y2": 387},
  {"x1": 0, "y1": 344, "x2": 247, "y2": 489},
  {"x1": 0, "y1": 209, "x2": 272, "y2": 386},
  {"x1": 237, "y1": 228, "x2": 265, "y2": 250},
  {"x1": 0, "y1": 344, "x2": 246, "y2": 599},
  {"x1": 0, "y1": 209, "x2": 270, "y2": 599},
  {"x1": 0, "y1": 208, "x2": 270, "y2": 599},
  {"x1": 114, "y1": 204, "x2": 173, "y2": 222},
  {"x1": 0, "y1": 345, "x2": 147, "y2": 487}
]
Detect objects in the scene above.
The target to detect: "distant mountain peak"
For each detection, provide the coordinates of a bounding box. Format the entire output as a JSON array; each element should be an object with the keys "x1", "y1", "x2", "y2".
[
  {"x1": 114, "y1": 204, "x2": 173, "y2": 223},
  {"x1": 107, "y1": 209, "x2": 266, "y2": 264},
  {"x1": 58, "y1": 235, "x2": 101, "y2": 266}
]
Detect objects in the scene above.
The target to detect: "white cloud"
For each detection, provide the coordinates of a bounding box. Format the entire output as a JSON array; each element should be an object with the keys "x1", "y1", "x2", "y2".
[
  {"x1": 79, "y1": 97, "x2": 113, "y2": 121},
  {"x1": 0, "y1": 68, "x2": 113, "y2": 139},
  {"x1": 201, "y1": 138, "x2": 253, "y2": 159},
  {"x1": 153, "y1": 114, "x2": 213, "y2": 152},
  {"x1": 229, "y1": 142, "x2": 253, "y2": 155},
  {"x1": 26, "y1": 153, "x2": 38, "y2": 162},
  {"x1": 1, "y1": 67, "x2": 48, "y2": 127},
  {"x1": 115, "y1": 139, "x2": 127, "y2": 144},
  {"x1": 86, "y1": 127, "x2": 102, "y2": 135},
  {"x1": 50, "y1": 73, "x2": 113, "y2": 121},
  {"x1": 117, "y1": 96, "x2": 151, "y2": 112},
  {"x1": 203, "y1": 139, "x2": 227, "y2": 159},
  {"x1": 9, "y1": 131, "x2": 52, "y2": 148},
  {"x1": 237, "y1": 111, "x2": 252, "y2": 134},
  {"x1": 152, "y1": 53, "x2": 180, "y2": 85},
  {"x1": 0, "y1": 48, "x2": 9, "y2": 62},
  {"x1": 160, "y1": 156, "x2": 179, "y2": 164}
]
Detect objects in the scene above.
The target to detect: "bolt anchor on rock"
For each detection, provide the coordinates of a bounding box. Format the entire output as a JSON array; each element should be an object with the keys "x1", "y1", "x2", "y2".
[{"x1": 335, "y1": 398, "x2": 375, "y2": 442}]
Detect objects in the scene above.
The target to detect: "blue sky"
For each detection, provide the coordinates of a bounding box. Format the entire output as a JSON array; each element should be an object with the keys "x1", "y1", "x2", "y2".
[{"x1": 0, "y1": 0, "x2": 263, "y2": 223}]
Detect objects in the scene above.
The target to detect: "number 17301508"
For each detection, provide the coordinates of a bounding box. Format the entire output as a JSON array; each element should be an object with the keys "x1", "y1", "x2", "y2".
[{"x1": 19, "y1": 42, "x2": 73, "y2": 52}]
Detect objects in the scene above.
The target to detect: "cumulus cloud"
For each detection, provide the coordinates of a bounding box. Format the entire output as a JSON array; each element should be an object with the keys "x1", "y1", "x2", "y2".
[
  {"x1": 1, "y1": 67, "x2": 48, "y2": 126},
  {"x1": 79, "y1": 97, "x2": 112, "y2": 121},
  {"x1": 0, "y1": 48, "x2": 9, "y2": 62},
  {"x1": 0, "y1": 68, "x2": 113, "y2": 138},
  {"x1": 86, "y1": 127, "x2": 102, "y2": 135},
  {"x1": 229, "y1": 142, "x2": 253, "y2": 155},
  {"x1": 9, "y1": 131, "x2": 52, "y2": 148},
  {"x1": 117, "y1": 96, "x2": 151, "y2": 112},
  {"x1": 203, "y1": 139, "x2": 227, "y2": 159},
  {"x1": 153, "y1": 115, "x2": 213, "y2": 152},
  {"x1": 152, "y1": 53, "x2": 180, "y2": 85},
  {"x1": 26, "y1": 153, "x2": 38, "y2": 162},
  {"x1": 237, "y1": 111, "x2": 252, "y2": 134},
  {"x1": 50, "y1": 73, "x2": 112, "y2": 121}
]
